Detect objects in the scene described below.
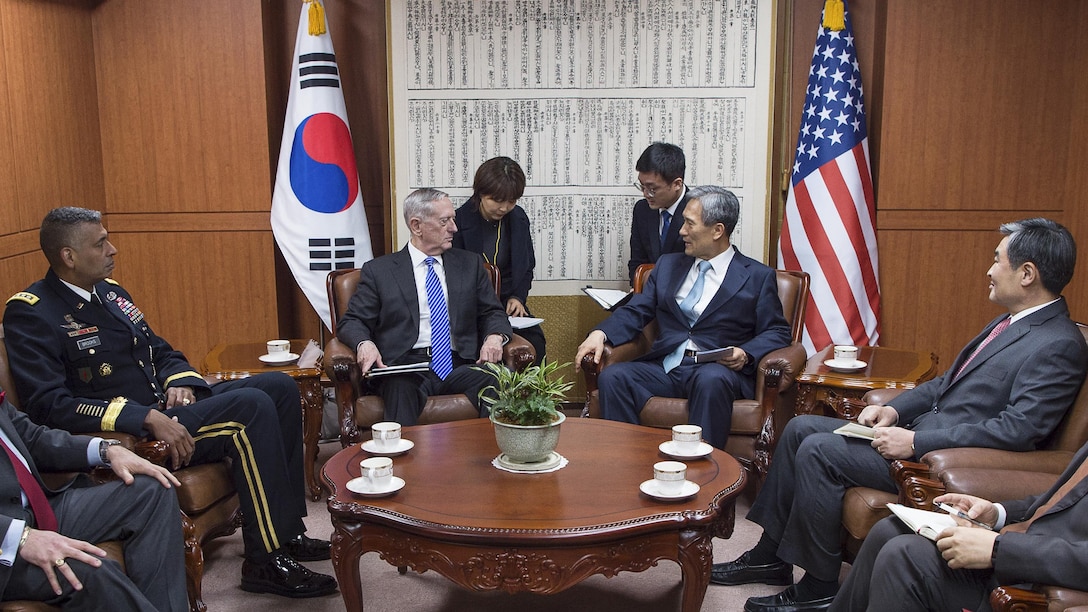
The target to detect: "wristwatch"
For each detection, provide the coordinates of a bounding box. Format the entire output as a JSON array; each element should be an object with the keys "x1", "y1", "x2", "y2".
[{"x1": 99, "y1": 439, "x2": 122, "y2": 465}]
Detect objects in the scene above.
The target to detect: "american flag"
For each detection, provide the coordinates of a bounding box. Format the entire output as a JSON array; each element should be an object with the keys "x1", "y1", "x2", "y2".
[{"x1": 778, "y1": 0, "x2": 880, "y2": 355}]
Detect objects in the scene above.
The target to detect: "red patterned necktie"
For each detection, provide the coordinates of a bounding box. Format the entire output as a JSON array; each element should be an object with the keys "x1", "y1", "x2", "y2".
[
  {"x1": 0, "y1": 391, "x2": 58, "y2": 531},
  {"x1": 953, "y1": 317, "x2": 1011, "y2": 380}
]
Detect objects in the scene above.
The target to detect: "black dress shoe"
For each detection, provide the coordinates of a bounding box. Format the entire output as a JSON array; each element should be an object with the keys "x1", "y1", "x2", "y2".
[
  {"x1": 241, "y1": 550, "x2": 338, "y2": 598},
  {"x1": 744, "y1": 585, "x2": 835, "y2": 612},
  {"x1": 710, "y1": 551, "x2": 794, "y2": 586},
  {"x1": 284, "y1": 533, "x2": 331, "y2": 561}
]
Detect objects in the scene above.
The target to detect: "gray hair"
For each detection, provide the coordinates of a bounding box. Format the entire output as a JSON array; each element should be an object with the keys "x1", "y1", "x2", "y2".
[
  {"x1": 687, "y1": 185, "x2": 740, "y2": 234},
  {"x1": 1000, "y1": 218, "x2": 1077, "y2": 295},
  {"x1": 40, "y1": 207, "x2": 103, "y2": 267},
  {"x1": 402, "y1": 188, "x2": 449, "y2": 225}
]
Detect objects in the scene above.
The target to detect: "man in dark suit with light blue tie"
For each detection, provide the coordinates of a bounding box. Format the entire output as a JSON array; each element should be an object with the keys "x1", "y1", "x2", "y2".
[
  {"x1": 577, "y1": 185, "x2": 793, "y2": 450},
  {"x1": 627, "y1": 142, "x2": 691, "y2": 285},
  {"x1": 337, "y1": 188, "x2": 513, "y2": 426}
]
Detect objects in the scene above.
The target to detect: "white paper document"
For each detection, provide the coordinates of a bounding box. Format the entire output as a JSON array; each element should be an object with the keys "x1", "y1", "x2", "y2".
[
  {"x1": 364, "y1": 362, "x2": 431, "y2": 378},
  {"x1": 582, "y1": 287, "x2": 632, "y2": 310},
  {"x1": 509, "y1": 316, "x2": 544, "y2": 329},
  {"x1": 886, "y1": 503, "x2": 959, "y2": 542},
  {"x1": 833, "y1": 422, "x2": 876, "y2": 441}
]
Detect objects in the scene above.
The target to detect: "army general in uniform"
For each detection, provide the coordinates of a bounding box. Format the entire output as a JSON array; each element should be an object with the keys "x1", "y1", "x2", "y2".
[{"x1": 3, "y1": 207, "x2": 336, "y2": 598}]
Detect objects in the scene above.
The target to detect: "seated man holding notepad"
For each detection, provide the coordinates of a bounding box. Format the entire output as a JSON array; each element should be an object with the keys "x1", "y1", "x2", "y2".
[
  {"x1": 715, "y1": 218, "x2": 1088, "y2": 612},
  {"x1": 575, "y1": 186, "x2": 792, "y2": 450},
  {"x1": 337, "y1": 188, "x2": 512, "y2": 426},
  {"x1": 832, "y1": 440, "x2": 1088, "y2": 611}
]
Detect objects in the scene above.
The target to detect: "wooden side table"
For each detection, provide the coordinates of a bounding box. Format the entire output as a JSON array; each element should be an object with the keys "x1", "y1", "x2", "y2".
[
  {"x1": 795, "y1": 345, "x2": 939, "y2": 420},
  {"x1": 201, "y1": 340, "x2": 325, "y2": 501}
]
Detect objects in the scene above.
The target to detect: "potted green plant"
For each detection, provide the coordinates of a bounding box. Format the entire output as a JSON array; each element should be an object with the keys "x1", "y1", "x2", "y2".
[{"x1": 477, "y1": 360, "x2": 573, "y2": 464}]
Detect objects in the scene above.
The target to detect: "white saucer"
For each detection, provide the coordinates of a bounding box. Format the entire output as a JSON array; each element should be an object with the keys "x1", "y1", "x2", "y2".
[
  {"x1": 496, "y1": 451, "x2": 562, "y2": 472},
  {"x1": 659, "y1": 440, "x2": 714, "y2": 459},
  {"x1": 346, "y1": 476, "x2": 405, "y2": 497},
  {"x1": 639, "y1": 479, "x2": 700, "y2": 501},
  {"x1": 824, "y1": 358, "x2": 867, "y2": 373},
  {"x1": 259, "y1": 352, "x2": 299, "y2": 365},
  {"x1": 361, "y1": 439, "x2": 415, "y2": 456}
]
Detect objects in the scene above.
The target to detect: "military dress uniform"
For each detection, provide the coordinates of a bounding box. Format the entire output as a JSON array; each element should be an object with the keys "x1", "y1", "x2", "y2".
[{"x1": 3, "y1": 269, "x2": 308, "y2": 561}]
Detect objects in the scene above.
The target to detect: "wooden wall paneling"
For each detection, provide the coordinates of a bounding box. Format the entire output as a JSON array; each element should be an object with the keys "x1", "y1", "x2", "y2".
[
  {"x1": 877, "y1": 1, "x2": 1077, "y2": 213},
  {"x1": 0, "y1": 253, "x2": 47, "y2": 309},
  {"x1": 0, "y1": 0, "x2": 103, "y2": 232},
  {"x1": 1060, "y1": 3, "x2": 1088, "y2": 324},
  {"x1": 92, "y1": 0, "x2": 270, "y2": 214},
  {"x1": 877, "y1": 228, "x2": 1009, "y2": 366},
  {"x1": 106, "y1": 231, "x2": 279, "y2": 363}
]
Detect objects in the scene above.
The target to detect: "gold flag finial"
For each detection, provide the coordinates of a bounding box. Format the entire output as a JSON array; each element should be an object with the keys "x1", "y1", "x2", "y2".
[
  {"x1": 822, "y1": 0, "x2": 845, "y2": 31},
  {"x1": 307, "y1": 0, "x2": 327, "y2": 36}
]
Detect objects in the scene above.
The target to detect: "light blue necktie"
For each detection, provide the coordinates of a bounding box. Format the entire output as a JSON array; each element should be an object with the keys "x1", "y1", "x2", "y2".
[
  {"x1": 424, "y1": 257, "x2": 454, "y2": 379},
  {"x1": 660, "y1": 210, "x2": 672, "y2": 248},
  {"x1": 663, "y1": 260, "x2": 713, "y2": 373}
]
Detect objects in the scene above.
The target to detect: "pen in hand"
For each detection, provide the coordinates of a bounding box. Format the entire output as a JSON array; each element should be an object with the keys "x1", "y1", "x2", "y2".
[{"x1": 936, "y1": 502, "x2": 995, "y2": 531}]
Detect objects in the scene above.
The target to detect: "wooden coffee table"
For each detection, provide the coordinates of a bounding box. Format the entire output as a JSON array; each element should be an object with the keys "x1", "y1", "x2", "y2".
[
  {"x1": 201, "y1": 339, "x2": 325, "y2": 501},
  {"x1": 323, "y1": 418, "x2": 744, "y2": 612},
  {"x1": 795, "y1": 345, "x2": 939, "y2": 420}
]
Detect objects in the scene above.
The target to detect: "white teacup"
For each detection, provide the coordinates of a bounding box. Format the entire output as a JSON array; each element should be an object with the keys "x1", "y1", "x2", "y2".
[
  {"x1": 359, "y1": 456, "x2": 393, "y2": 491},
  {"x1": 833, "y1": 345, "x2": 859, "y2": 363},
  {"x1": 653, "y1": 460, "x2": 687, "y2": 495},
  {"x1": 672, "y1": 425, "x2": 702, "y2": 454},
  {"x1": 266, "y1": 339, "x2": 290, "y2": 355},
  {"x1": 371, "y1": 422, "x2": 402, "y2": 451}
]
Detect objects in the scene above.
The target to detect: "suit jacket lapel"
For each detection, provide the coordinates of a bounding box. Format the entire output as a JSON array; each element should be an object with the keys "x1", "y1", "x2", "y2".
[
  {"x1": 698, "y1": 253, "x2": 750, "y2": 324},
  {"x1": 660, "y1": 256, "x2": 694, "y2": 322},
  {"x1": 393, "y1": 248, "x2": 421, "y2": 327}
]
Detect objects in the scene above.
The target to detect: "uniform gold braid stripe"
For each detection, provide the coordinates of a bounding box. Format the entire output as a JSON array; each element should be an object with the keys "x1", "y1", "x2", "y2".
[
  {"x1": 194, "y1": 423, "x2": 280, "y2": 552},
  {"x1": 164, "y1": 371, "x2": 203, "y2": 387},
  {"x1": 102, "y1": 398, "x2": 127, "y2": 431}
]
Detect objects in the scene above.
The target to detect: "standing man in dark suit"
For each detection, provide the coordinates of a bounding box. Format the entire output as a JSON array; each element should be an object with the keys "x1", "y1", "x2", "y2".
[
  {"x1": 577, "y1": 186, "x2": 792, "y2": 450},
  {"x1": 3, "y1": 207, "x2": 336, "y2": 599},
  {"x1": 337, "y1": 187, "x2": 513, "y2": 425},
  {"x1": 628, "y1": 142, "x2": 690, "y2": 285},
  {"x1": 714, "y1": 218, "x2": 1088, "y2": 612},
  {"x1": 0, "y1": 387, "x2": 187, "y2": 610},
  {"x1": 832, "y1": 441, "x2": 1088, "y2": 611}
]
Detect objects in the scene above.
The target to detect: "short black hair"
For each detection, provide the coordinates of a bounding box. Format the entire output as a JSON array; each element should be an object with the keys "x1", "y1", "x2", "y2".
[
  {"x1": 40, "y1": 207, "x2": 102, "y2": 268},
  {"x1": 472, "y1": 157, "x2": 526, "y2": 203},
  {"x1": 635, "y1": 142, "x2": 685, "y2": 183},
  {"x1": 1000, "y1": 218, "x2": 1077, "y2": 295}
]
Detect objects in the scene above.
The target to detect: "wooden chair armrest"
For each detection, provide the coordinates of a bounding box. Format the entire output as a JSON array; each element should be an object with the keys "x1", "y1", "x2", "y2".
[
  {"x1": 757, "y1": 343, "x2": 808, "y2": 393},
  {"x1": 990, "y1": 586, "x2": 1048, "y2": 612},
  {"x1": 863, "y1": 387, "x2": 909, "y2": 406},
  {"x1": 889, "y1": 460, "x2": 941, "y2": 508},
  {"x1": 503, "y1": 334, "x2": 535, "y2": 371},
  {"x1": 134, "y1": 440, "x2": 171, "y2": 465}
]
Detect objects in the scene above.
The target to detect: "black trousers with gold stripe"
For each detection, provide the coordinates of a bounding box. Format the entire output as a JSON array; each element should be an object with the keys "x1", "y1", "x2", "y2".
[{"x1": 165, "y1": 372, "x2": 306, "y2": 560}]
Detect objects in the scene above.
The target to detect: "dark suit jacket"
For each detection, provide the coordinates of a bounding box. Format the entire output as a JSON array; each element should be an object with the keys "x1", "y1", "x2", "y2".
[
  {"x1": 336, "y1": 247, "x2": 512, "y2": 364},
  {"x1": 599, "y1": 250, "x2": 792, "y2": 376},
  {"x1": 452, "y1": 198, "x2": 535, "y2": 304},
  {"x1": 888, "y1": 299, "x2": 1088, "y2": 457},
  {"x1": 3, "y1": 270, "x2": 211, "y2": 435},
  {"x1": 628, "y1": 192, "x2": 690, "y2": 284},
  {"x1": 0, "y1": 394, "x2": 93, "y2": 596},
  {"x1": 995, "y1": 441, "x2": 1088, "y2": 589}
]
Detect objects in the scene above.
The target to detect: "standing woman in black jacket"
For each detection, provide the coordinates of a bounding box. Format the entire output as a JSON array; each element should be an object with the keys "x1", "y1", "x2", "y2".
[{"x1": 453, "y1": 156, "x2": 546, "y2": 363}]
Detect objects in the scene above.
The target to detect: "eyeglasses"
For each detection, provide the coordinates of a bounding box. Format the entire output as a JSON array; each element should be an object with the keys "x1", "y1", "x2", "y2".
[{"x1": 633, "y1": 181, "x2": 659, "y2": 198}]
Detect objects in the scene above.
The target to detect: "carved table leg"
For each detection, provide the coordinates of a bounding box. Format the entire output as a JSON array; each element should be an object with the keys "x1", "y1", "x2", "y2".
[
  {"x1": 331, "y1": 517, "x2": 366, "y2": 611},
  {"x1": 678, "y1": 528, "x2": 714, "y2": 612},
  {"x1": 297, "y1": 375, "x2": 324, "y2": 501}
]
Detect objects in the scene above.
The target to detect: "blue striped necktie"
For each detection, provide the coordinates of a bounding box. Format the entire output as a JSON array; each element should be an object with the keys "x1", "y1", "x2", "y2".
[
  {"x1": 663, "y1": 260, "x2": 713, "y2": 372},
  {"x1": 424, "y1": 257, "x2": 454, "y2": 379}
]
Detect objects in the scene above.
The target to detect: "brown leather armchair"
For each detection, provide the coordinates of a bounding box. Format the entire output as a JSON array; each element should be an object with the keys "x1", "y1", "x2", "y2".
[
  {"x1": 839, "y1": 324, "x2": 1088, "y2": 609},
  {"x1": 324, "y1": 264, "x2": 536, "y2": 447},
  {"x1": 0, "y1": 324, "x2": 237, "y2": 612},
  {"x1": 580, "y1": 265, "x2": 810, "y2": 493}
]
